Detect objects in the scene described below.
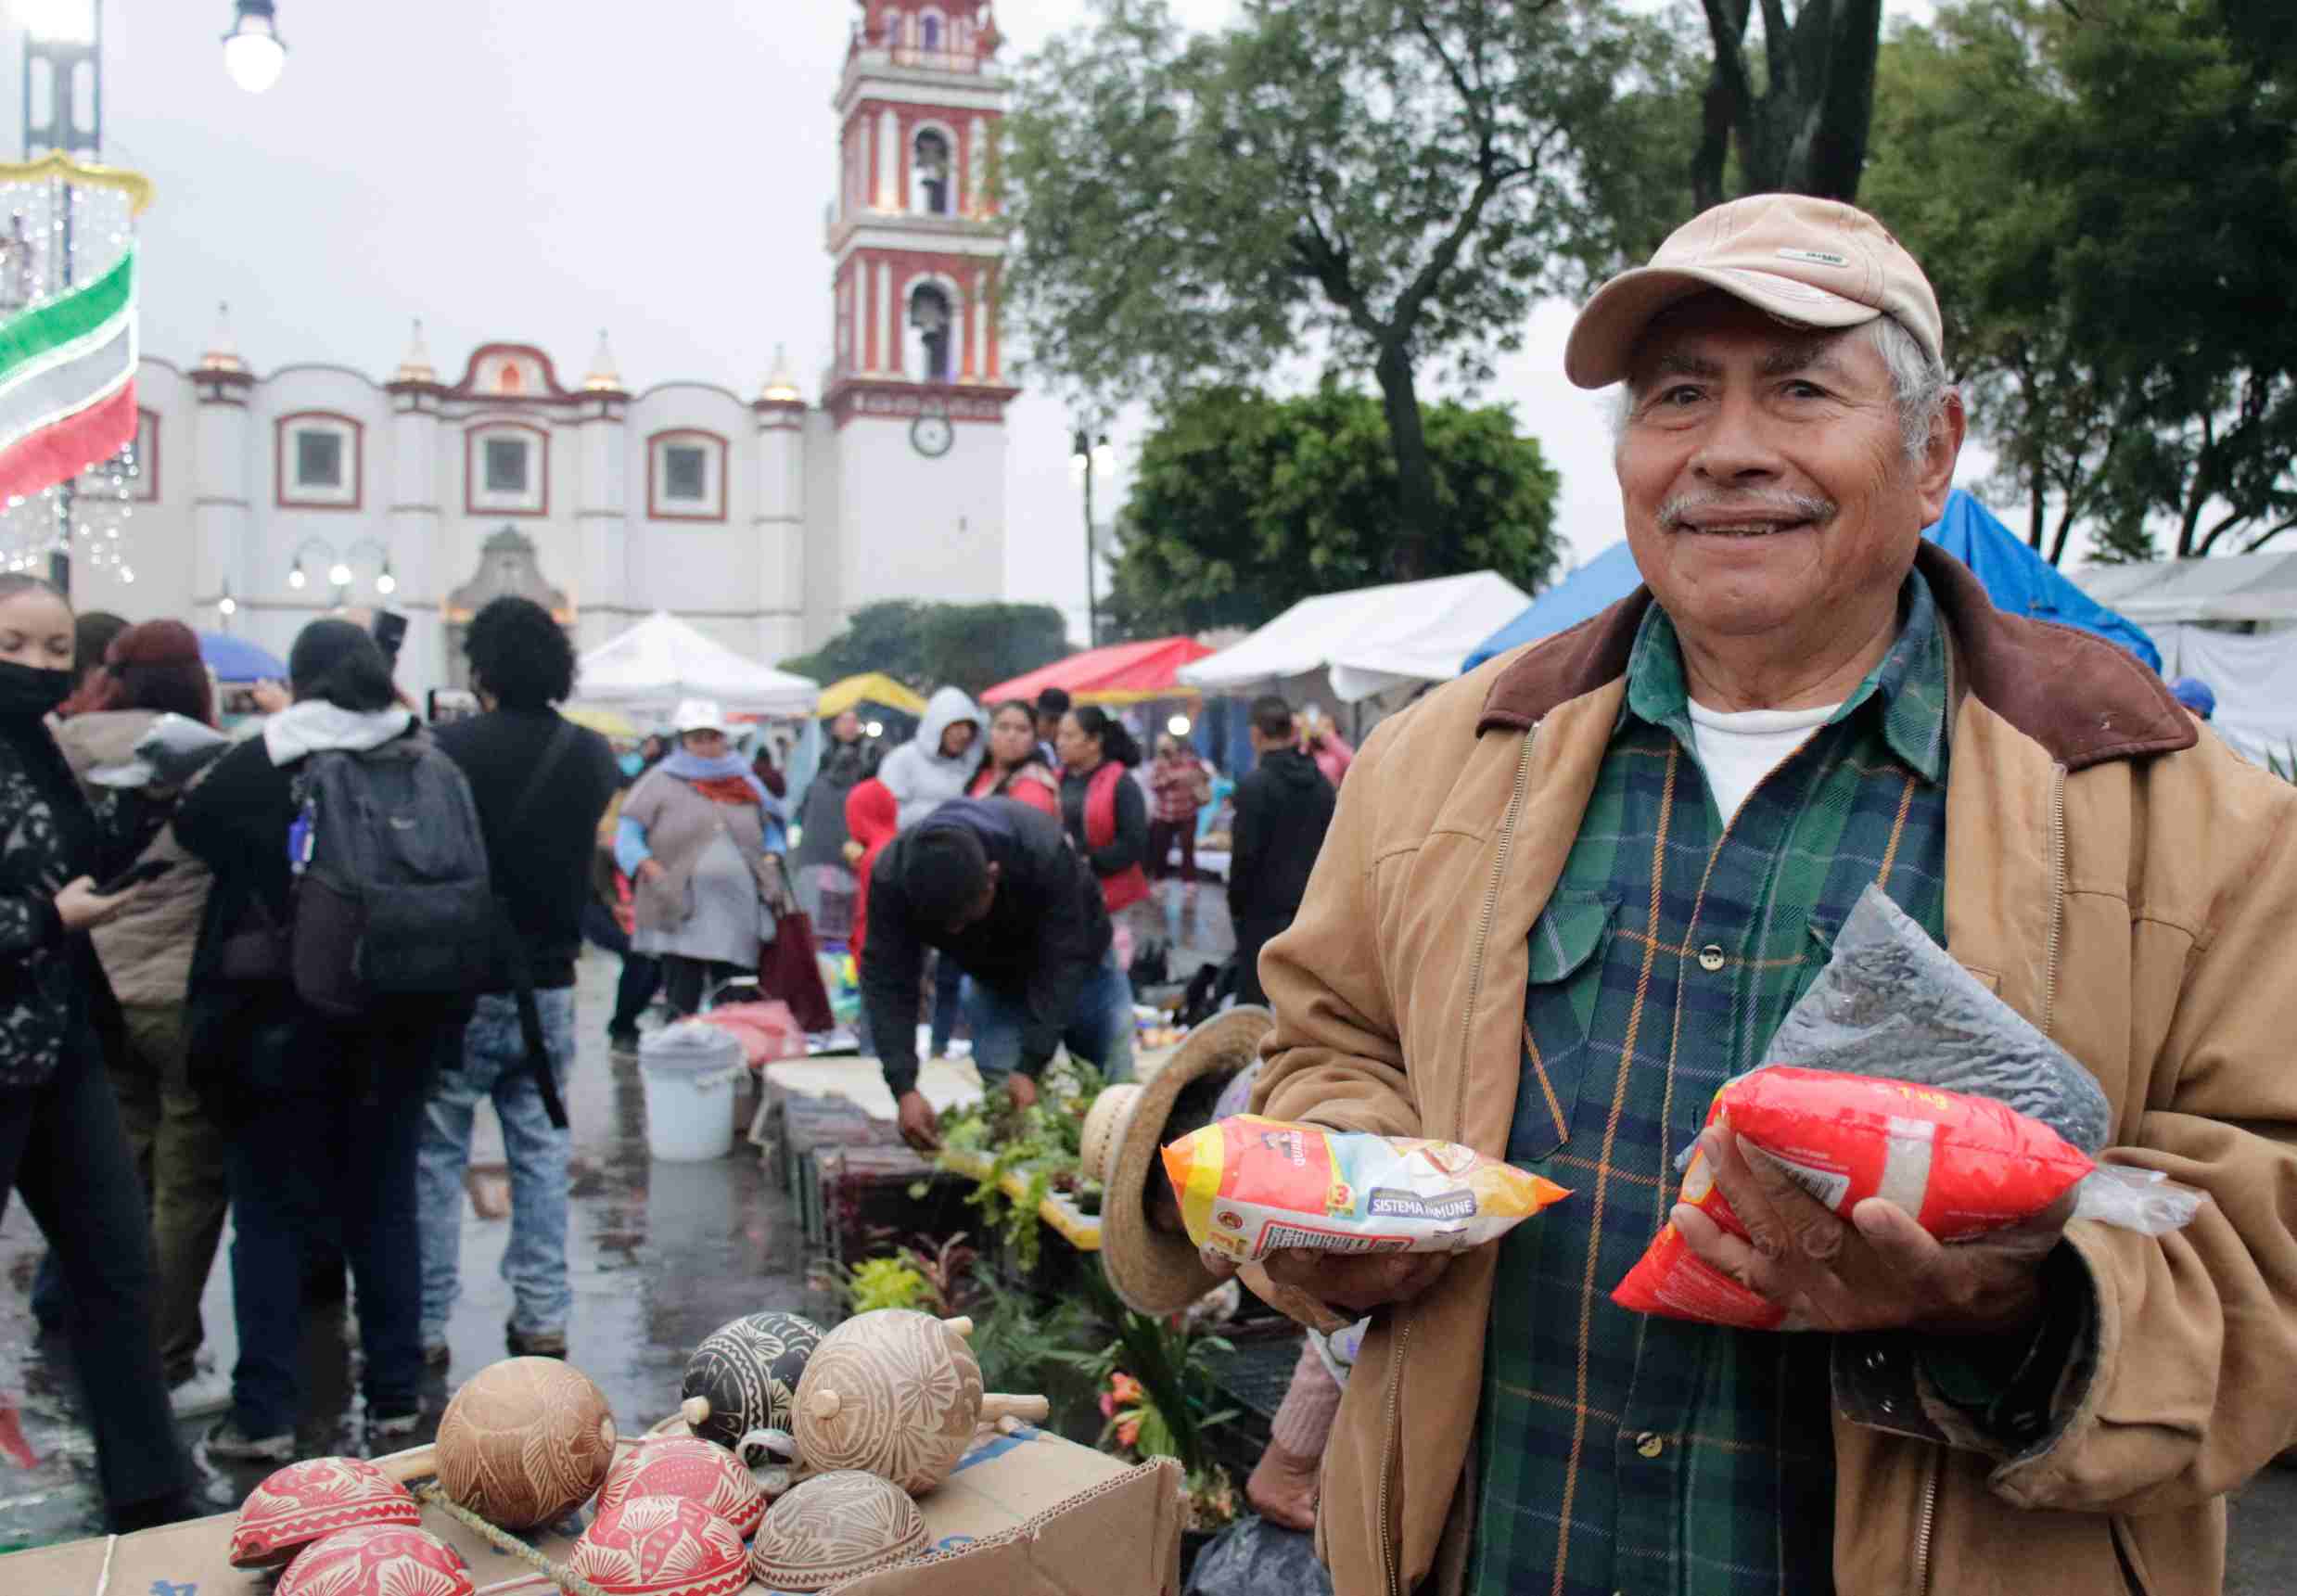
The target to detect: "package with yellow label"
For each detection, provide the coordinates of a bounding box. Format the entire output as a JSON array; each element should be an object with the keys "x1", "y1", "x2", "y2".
[{"x1": 1160, "y1": 1115, "x2": 1571, "y2": 1263}]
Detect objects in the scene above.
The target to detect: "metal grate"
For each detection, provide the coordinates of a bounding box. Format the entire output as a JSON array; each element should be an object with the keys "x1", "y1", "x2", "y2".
[{"x1": 1206, "y1": 1333, "x2": 1309, "y2": 1422}]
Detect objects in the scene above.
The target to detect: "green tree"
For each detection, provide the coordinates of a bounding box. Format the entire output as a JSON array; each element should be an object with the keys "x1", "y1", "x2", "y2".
[
  {"x1": 1864, "y1": 0, "x2": 2296, "y2": 562},
  {"x1": 1692, "y1": 1, "x2": 1887, "y2": 208},
  {"x1": 1003, "y1": 0, "x2": 1694, "y2": 579},
  {"x1": 784, "y1": 601, "x2": 1072, "y2": 698},
  {"x1": 1101, "y1": 385, "x2": 1561, "y2": 639}
]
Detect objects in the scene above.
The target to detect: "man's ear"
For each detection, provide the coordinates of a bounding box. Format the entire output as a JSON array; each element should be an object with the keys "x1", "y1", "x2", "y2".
[{"x1": 985, "y1": 862, "x2": 1002, "y2": 886}]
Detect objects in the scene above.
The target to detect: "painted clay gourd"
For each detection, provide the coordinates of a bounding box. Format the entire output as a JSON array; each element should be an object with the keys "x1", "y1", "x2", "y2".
[
  {"x1": 791, "y1": 1309, "x2": 1049, "y2": 1494},
  {"x1": 568, "y1": 1494, "x2": 750, "y2": 1596},
  {"x1": 593, "y1": 1435, "x2": 767, "y2": 1540},
  {"x1": 275, "y1": 1523, "x2": 474, "y2": 1596},
  {"x1": 677, "y1": 1310, "x2": 823, "y2": 1459},
  {"x1": 231, "y1": 1455, "x2": 422, "y2": 1569},
  {"x1": 433, "y1": 1356, "x2": 618, "y2": 1530},
  {"x1": 747, "y1": 1471, "x2": 927, "y2": 1593}
]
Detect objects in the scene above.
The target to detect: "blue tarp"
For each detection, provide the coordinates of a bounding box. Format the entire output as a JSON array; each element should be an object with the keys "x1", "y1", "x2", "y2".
[
  {"x1": 198, "y1": 632, "x2": 288, "y2": 683},
  {"x1": 1461, "y1": 490, "x2": 2162, "y2": 672}
]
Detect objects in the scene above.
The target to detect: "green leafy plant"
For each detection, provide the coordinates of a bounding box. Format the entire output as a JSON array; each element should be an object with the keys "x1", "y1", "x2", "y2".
[
  {"x1": 934, "y1": 1063, "x2": 1106, "y2": 1272},
  {"x1": 843, "y1": 1258, "x2": 927, "y2": 1315},
  {"x1": 2267, "y1": 745, "x2": 2295, "y2": 784},
  {"x1": 1052, "y1": 1289, "x2": 1242, "y2": 1529},
  {"x1": 818, "y1": 1233, "x2": 980, "y2": 1320}
]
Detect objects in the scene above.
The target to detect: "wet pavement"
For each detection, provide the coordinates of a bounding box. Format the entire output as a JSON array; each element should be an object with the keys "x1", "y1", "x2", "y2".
[{"x1": 5, "y1": 881, "x2": 2297, "y2": 1589}]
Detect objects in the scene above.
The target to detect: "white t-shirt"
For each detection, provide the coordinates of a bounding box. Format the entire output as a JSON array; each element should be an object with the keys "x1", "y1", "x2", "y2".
[{"x1": 1686, "y1": 699, "x2": 1842, "y2": 824}]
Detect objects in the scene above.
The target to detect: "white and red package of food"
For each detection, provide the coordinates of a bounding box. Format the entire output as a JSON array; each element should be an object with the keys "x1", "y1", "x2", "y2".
[
  {"x1": 1162, "y1": 1116, "x2": 1571, "y2": 1264},
  {"x1": 1612, "y1": 1066, "x2": 2097, "y2": 1330}
]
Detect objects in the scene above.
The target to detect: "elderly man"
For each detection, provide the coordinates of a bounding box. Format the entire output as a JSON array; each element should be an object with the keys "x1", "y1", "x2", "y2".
[{"x1": 1247, "y1": 194, "x2": 2297, "y2": 1595}]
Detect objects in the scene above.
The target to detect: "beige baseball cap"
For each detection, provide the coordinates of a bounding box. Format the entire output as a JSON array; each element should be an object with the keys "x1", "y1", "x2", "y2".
[{"x1": 1564, "y1": 193, "x2": 1943, "y2": 389}]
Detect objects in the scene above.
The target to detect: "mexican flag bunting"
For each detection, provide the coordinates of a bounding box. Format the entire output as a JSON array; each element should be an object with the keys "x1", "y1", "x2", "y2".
[{"x1": 0, "y1": 248, "x2": 137, "y2": 504}]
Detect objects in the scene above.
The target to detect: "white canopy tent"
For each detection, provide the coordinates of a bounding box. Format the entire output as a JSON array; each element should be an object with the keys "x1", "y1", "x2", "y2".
[
  {"x1": 2069, "y1": 552, "x2": 2297, "y2": 764},
  {"x1": 574, "y1": 611, "x2": 820, "y2": 720},
  {"x1": 1178, "y1": 570, "x2": 1534, "y2": 706}
]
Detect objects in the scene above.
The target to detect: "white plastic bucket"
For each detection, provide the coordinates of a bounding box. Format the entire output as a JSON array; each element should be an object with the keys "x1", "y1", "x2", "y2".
[
  {"x1": 641, "y1": 1060, "x2": 739, "y2": 1161},
  {"x1": 639, "y1": 1022, "x2": 746, "y2": 1162}
]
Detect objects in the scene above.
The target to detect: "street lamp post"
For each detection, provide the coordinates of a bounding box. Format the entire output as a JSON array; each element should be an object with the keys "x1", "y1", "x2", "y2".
[
  {"x1": 20, "y1": 0, "x2": 99, "y2": 594},
  {"x1": 1070, "y1": 428, "x2": 1113, "y2": 648},
  {"x1": 222, "y1": 0, "x2": 287, "y2": 95}
]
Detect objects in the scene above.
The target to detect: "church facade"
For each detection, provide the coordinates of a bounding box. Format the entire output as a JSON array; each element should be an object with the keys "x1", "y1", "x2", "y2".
[{"x1": 101, "y1": 0, "x2": 1015, "y2": 703}]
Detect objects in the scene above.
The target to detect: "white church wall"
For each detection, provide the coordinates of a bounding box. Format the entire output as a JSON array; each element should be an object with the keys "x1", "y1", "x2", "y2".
[
  {"x1": 801, "y1": 410, "x2": 843, "y2": 647},
  {"x1": 626, "y1": 384, "x2": 764, "y2": 628},
  {"x1": 833, "y1": 413, "x2": 1003, "y2": 627}
]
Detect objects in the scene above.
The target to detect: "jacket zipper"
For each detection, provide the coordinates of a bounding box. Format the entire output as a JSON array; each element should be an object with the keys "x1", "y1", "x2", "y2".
[
  {"x1": 1911, "y1": 1447, "x2": 1942, "y2": 1595},
  {"x1": 2042, "y1": 764, "x2": 2066, "y2": 1037},
  {"x1": 1373, "y1": 727, "x2": 1540, "y2": 1596}
]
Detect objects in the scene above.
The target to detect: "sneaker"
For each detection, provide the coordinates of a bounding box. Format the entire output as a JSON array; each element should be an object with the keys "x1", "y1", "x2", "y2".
[
  {"x1": 168, "y1": 1368, "x2": 233, "y2": 1422},
  {"x1": 204, "y1": 1414, "x2": 295, "y2": 1463},
  {"x1": 422, "y1": 1341, "x2": 451, "y2": 1372},
  {"x1": 607, "y1": 1028, "x2": 641, "y2": 1056},
  {"x1": 504, "y1": 1321, "x2": 568, "y2": 1359}
]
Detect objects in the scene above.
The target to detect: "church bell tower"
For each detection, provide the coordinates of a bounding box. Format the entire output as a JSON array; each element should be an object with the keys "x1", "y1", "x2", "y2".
[{"x1": 822, "y1": 0, "x2": 1015, "y2": 622}]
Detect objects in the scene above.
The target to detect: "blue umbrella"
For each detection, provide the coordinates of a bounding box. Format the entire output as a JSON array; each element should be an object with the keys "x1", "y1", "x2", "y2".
[{"x1": 199, "y1": 631, "x2": 287, "y2": 683}]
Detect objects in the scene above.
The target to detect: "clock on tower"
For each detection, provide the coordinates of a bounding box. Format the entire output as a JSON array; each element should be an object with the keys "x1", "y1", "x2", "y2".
[{"x1": 821, "y1": 0, "x2": 1017, "y2": 619}]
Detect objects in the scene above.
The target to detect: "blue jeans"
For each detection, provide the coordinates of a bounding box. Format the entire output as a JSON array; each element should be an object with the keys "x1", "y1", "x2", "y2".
[
  {"x1": 225, "y1": 1015, "x2": 433, "y2": 1436},
  {"x1": 929, "y1": 952, "x2": 964, "y2": 1054},
  {"x1": 963, "y1": 948, "x2": 1134, "y2": 1085},
  {"x1": 416, "y1": 988, "x2": 577, "y2": 1346}
]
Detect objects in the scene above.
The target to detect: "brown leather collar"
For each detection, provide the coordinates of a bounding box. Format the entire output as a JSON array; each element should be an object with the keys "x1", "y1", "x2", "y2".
[{"x1": 1477, "y1": 543, "x2": 2196, "y2": 772}]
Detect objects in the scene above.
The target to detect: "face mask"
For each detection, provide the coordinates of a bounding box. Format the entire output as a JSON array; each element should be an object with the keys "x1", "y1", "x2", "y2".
[
  {"x1": 619, "y1": 751, "x2": 644, "y2": 778},
  {"x1": 0, "y1": 659, "x2": 72, "y2": 718}
]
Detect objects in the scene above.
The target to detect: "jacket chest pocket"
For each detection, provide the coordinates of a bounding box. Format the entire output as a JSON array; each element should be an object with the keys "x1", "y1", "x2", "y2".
[{"x1": 1509, "y1": 893, "x2": 1616, "y2": 1162}]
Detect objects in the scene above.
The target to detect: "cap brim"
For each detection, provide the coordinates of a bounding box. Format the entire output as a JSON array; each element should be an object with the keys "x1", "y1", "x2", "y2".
[
  {"x1": 1097, "y1": 1006, "x2": 1274, "y2": 1317},
  {"x1": 1563, "y1": 264, "x2": 1880, "y2": 389}
]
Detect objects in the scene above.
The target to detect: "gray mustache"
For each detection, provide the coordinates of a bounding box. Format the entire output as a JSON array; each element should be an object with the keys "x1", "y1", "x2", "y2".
[{"x1": 1657, "y1": 492, "x2": 1837, "y2": 531}]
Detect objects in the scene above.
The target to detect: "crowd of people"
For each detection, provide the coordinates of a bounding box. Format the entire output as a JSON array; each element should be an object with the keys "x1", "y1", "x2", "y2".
[{"x1": 0, "y1": 567, "x2": 1356, "y2": 1534}]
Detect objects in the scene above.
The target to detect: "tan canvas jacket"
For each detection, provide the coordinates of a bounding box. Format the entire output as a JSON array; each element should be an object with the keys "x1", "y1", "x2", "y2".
[{"x1": 1256, "y1": 546, "x2": 2297, "y2": 1596}]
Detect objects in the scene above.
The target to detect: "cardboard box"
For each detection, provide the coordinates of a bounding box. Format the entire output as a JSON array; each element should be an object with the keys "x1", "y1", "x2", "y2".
[{"x1": 1, "y1": 1425, "x2": 1185, "y2": 1596}]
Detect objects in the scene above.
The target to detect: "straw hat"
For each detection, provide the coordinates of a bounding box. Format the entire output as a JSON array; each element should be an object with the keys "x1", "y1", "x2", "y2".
[{"x1": 1087, "y1": 1006, "x2": 1274, "y2": 1315}]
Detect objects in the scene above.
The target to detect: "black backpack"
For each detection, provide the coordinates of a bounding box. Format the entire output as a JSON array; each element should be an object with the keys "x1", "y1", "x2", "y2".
[{"x1": 288, "y1": 734, "x2": 496, "y2": 1019}]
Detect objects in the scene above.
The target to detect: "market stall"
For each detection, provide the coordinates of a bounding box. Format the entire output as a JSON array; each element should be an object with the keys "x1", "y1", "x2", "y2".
[
  {"x1": 572, "y1": 610, "x2": 820, "y2": 719},
  {"x1": 985, "y1": 635, "x2": 1216, "y2": 706},
  {"x1": 1178, "y1": 569, "x2": 1533, "y2": 730}
]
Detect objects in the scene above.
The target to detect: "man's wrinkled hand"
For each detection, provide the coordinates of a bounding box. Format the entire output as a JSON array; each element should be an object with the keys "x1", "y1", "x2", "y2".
[
  {"x1": 1202, "y1": 1245, "x2": 1450, "y2": 1324},
  {"x1": 897, "y1": 1090, "x2": 941, "y2": 1154},
  {"x1": 1246, "y1": 1439, "x2": 1320, "y2": 1531},
  {"x1": 1672, "y1": 1129, "x2": 2073, "y2": 1334}
]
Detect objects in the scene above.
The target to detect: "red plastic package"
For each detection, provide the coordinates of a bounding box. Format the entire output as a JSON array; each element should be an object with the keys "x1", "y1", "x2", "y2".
[{"x1": 1612, "y1": 1066, "x2": 2096, "y2": 1329}]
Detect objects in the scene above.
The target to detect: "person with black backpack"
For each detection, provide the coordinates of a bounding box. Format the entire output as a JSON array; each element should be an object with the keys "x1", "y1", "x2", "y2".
[
  {"x1": 178, "y1": 619, "x2": 487, "y2": 1461},
  {"x1": 419, "y1": 597, "x2": 618, "y2": 1370}
]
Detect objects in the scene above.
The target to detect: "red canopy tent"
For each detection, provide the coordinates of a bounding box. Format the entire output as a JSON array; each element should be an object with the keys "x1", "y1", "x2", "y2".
[{"x1": 984, "y1": 636, "x2": 1216, "y2": 707}]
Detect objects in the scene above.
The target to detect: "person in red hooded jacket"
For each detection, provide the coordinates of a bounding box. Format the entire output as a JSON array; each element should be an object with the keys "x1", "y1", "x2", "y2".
[
  {"x1": 1053, "y1": 707, "x2": 1148, "y2": 915},
  {"x1": 842, "y1": 777, "x2": 900, "y2": 962}
]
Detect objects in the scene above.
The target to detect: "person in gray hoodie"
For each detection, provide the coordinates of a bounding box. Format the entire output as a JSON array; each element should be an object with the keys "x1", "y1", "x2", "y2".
[
  {"x1": 877, "y1": 685, "x2": 983, "y2": 833},
  {"x1": 874, "y1": 686, "x2": 983, "y2": 1054}
]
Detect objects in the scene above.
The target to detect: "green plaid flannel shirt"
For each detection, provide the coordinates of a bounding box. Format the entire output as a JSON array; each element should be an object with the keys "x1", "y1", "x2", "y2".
[{"x1": 1470, "y1": 573, "x2": 1952, "y2": 1596}]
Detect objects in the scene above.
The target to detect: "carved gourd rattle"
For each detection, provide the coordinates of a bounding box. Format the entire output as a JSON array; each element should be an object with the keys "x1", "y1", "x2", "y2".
[{"x1": 788, "y1": 1309, "x2": 1049, "y2": 1494}]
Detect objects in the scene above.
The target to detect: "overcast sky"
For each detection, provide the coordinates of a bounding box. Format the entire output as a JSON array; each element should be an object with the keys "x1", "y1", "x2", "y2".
[{"x1": 12, "y1": 0, "x2": 1966, "y2": 644}]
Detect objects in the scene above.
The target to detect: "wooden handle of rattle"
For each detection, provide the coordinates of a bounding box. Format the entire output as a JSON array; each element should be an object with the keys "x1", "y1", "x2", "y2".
[
  {"x1": 681, "y1": 1396, "x2": 711, "y2": 1429},
  {"x1": 979, "y1": 1394, "x2": 1050, "y2": 1424},
  {"x1": 941, "y1": 1316, "x2": 975, "y2": 1339},
  {"x1": 807, "y1": 1387, "x2": 843, "y2": 1420},
  {"x1": 373, "y1": 1443, "x2": 436, "y2": 1484}
]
